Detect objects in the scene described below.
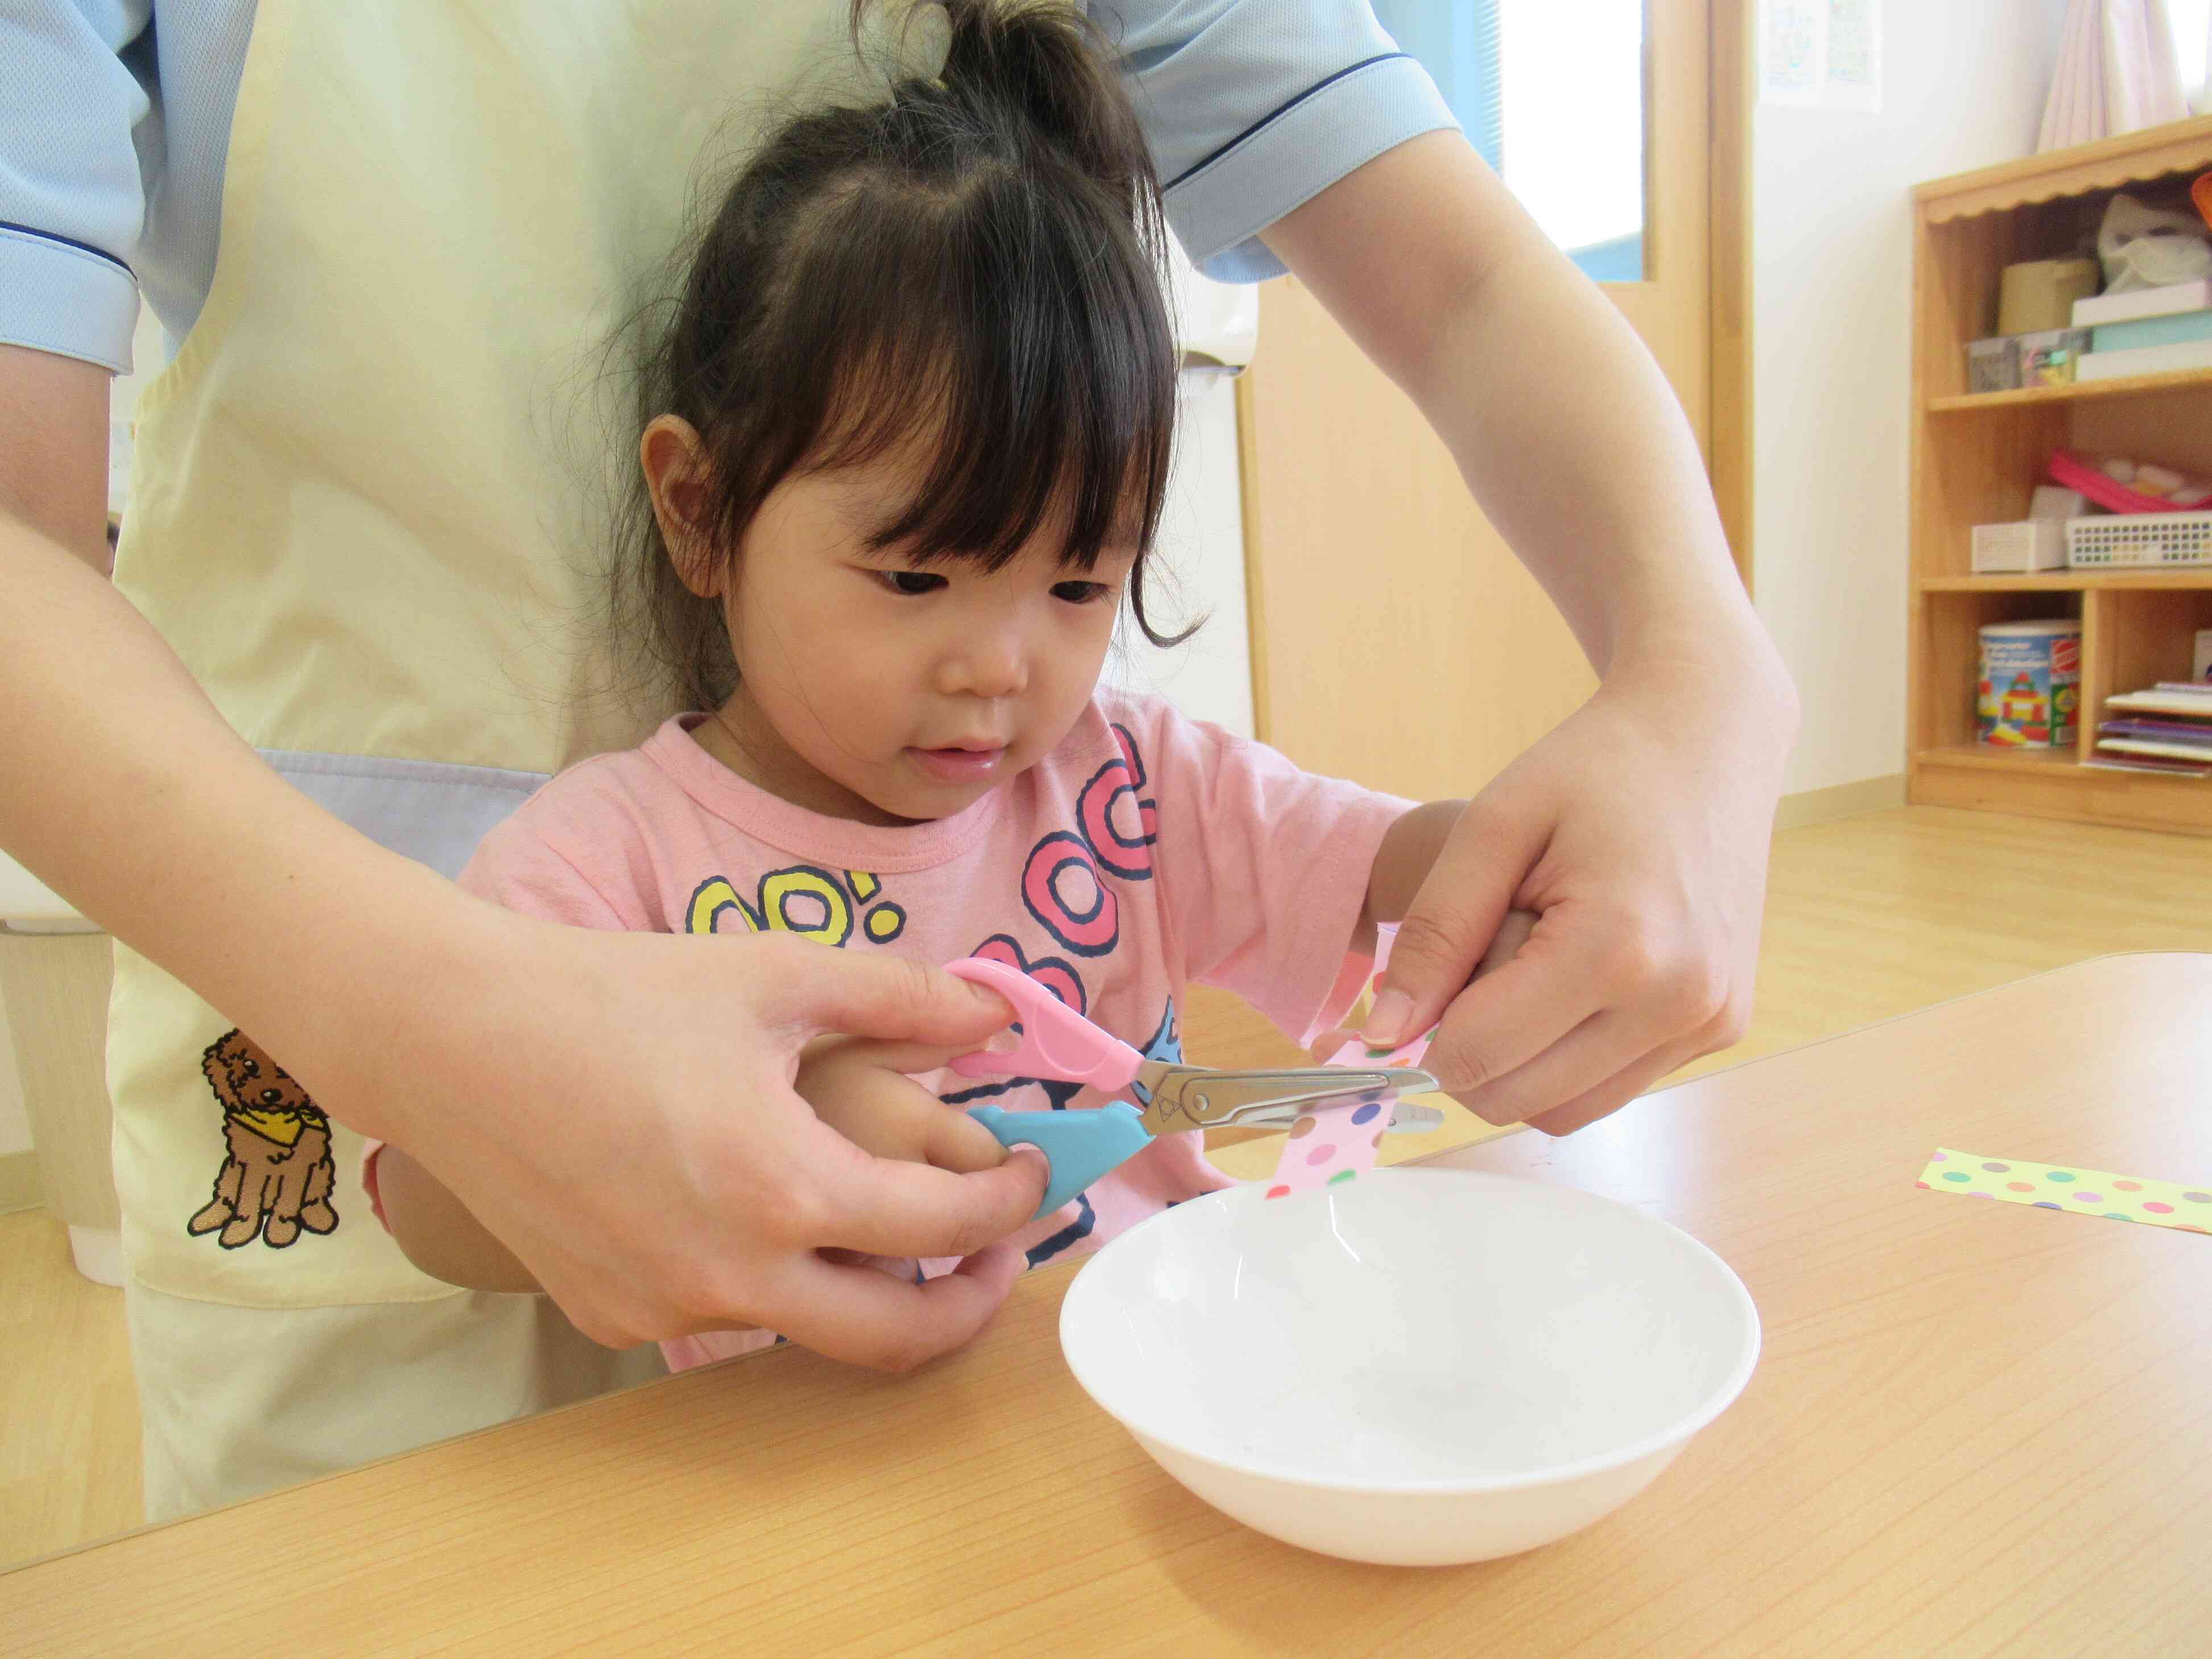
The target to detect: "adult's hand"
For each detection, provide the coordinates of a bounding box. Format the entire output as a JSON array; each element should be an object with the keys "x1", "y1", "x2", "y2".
[
  {"x1": 1362, "y1": 663, "x2": 1789, "y2": 1134},
  {"x1": 366, "y1": 921, "x2": 1047, "y2": 1369}
]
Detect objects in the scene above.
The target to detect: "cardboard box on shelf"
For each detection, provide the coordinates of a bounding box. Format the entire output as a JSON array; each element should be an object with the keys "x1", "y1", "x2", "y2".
[
  {"x1": 1965, "y1": 335, "x2": 2020, "y2": 393},
  {"x1": 1971, "y1": 519, "x2": 2069, "y2": 573},
  {"x1": 2075, "y1": 337, "x2": 2212, "y2": 381},
  {"x1": 1998, "y1": 258, "x2": 2100, "y2": 335},
  {"x1": 2072, "y1": 278, "x2": 2212, "y2": 328},
  {"x1": 2020, "y1": 328, "x2": 2092, "y2": 383},
  {"x1": 2089, "y1": 309, "x2": 2212, "y2": 353}
]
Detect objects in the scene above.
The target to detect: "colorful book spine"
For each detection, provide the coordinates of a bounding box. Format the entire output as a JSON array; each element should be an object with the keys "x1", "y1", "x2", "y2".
[{"x1": 2098, "y1": 720, "x2": 2212, "y2": 745}]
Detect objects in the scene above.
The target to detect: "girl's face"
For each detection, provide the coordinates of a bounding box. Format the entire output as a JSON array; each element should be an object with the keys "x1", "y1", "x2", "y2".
[{"x1": 646, "y1": 419, "x2": 1134, "y2": 826}]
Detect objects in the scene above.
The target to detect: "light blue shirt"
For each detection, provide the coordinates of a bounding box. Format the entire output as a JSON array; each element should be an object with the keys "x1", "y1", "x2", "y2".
[{"x1": 1, "y1": 1, "x2": 1459, "y2": 374}]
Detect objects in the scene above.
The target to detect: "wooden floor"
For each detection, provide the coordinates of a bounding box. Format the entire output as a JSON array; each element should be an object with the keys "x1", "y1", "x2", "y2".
[
  {"x1": 5, "y1": 804, "x2": 2210, "y2": 1570},
  {"x1": 0, "y1": 1206, "x2": 138, "y2": 1566}
]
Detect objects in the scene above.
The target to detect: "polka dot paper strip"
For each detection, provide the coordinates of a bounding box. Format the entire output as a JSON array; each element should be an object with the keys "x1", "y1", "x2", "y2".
[
  {"x1": 1262, "y1": 1028, "x2": 1438, "y2": 1202},
  {"x1": 1916, "y1": 1148, "x2": 2212, "y2": 1235}
]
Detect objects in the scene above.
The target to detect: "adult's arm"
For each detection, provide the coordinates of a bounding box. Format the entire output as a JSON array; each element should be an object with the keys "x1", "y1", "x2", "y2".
[
  {"x1": 0, "y1": 360, "x2": 1045, "y2": 1372},
  {"x1": 1262, "y1": 130, "x2": 1798, "y2": 1134}
]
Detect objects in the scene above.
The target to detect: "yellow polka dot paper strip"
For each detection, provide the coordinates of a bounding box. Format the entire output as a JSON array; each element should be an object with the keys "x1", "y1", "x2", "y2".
[{"x1": 1917, "y1": 1149, "x2": 2212, "y2": 1235}]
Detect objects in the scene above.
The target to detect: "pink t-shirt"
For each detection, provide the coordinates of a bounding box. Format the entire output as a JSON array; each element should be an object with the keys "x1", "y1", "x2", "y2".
[{"x1": 365, "y1": 689, "x2": 1407, "y2": 1369}]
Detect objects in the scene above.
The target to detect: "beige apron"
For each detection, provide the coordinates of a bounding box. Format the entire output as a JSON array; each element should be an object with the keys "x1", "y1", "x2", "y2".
[{"x1": 110, "y1": 0, "x2": 931, "y2": 1515}]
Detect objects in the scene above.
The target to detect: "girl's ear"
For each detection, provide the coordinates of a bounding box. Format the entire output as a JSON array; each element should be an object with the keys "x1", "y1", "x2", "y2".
[{"x1": 641, "y1": 415, "x2": 723, "y2": 597}]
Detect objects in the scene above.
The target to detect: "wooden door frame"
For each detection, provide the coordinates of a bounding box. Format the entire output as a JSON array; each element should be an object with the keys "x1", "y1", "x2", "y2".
[
  {"x1": 1710, "y1": 0, "x2": 1756, "y2": 594},
  {"x1": 1233, "y1": 5, "x2": 1761, "y2": 748}
]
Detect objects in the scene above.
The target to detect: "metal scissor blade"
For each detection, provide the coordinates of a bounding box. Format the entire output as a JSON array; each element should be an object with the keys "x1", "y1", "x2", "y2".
[{"x1": 1131, "y1": 1062, "x2": 1442, "y2": 1136}]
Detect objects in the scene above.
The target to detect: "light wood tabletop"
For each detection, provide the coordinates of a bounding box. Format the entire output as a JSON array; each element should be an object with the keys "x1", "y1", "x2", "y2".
[{"x1": 7, "y1": 953, "x2": 2211, "y2": 1658}]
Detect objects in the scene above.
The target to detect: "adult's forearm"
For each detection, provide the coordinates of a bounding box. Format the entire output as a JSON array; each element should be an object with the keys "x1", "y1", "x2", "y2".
[
  {"x1": 1265, "y1": 135, "x2": 1786, "y2": 701},
  {"x1": 0, "y1": 496, "x2": 477, "y2": 1142},
  {"x1": 1416, "y1": 277, "x2": 1748, "y2": 674}
]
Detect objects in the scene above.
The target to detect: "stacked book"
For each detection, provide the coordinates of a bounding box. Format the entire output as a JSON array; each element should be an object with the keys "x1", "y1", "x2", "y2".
[
  {"x1": 2093, "y1": 682, "x2": 2212, "y2": 777},
  {"x1": 2074, "y1": 279, "x2": 2212, "y2": 382}
]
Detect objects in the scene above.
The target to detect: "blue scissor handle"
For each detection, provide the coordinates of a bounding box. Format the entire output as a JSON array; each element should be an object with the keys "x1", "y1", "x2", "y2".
[{"x1": 966, "y1": 1102, "x2": 1153, "y2": 1219}]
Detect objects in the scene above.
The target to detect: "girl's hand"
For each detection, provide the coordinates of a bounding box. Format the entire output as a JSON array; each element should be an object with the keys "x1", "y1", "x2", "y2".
[
  {"x1": 1361, "y1": 667, "x2": 1790, "y2": 1135},
  {"x1": 795, "y1": 1035, "x2": 1010, "y2": 1174}
]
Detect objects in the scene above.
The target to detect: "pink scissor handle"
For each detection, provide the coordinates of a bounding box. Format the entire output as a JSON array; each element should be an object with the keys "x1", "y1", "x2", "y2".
[{"x1": 944, "y1": 957, "x2": 1143, "y2": 1091}]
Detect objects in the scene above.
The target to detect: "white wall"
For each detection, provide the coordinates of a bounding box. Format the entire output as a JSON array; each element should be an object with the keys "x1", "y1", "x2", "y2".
[
  {"x1": 1753, "y1": 0, "x2": 2069, "y2": 795},
  {"x1": 1099, "y1": 370, "x2": 1255, "y2": 736},
  {"x1": 0, "y1": 996, "x2": 28, "y2": 1158}
]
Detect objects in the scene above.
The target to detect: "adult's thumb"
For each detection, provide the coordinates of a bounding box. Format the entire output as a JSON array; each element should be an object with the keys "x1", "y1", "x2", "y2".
[
  {"x1": 1362, "y1": 822, "x2": 1528, "y2": 1048},
  {"x1": 764, "y1": 939, "x2": 1014, "y2": 1047}
]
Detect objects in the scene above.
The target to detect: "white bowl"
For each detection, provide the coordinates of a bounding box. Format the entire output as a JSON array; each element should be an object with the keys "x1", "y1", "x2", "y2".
[{"x1": 1059, "y1": 1168, "x2": 1759, "y2": 1566}]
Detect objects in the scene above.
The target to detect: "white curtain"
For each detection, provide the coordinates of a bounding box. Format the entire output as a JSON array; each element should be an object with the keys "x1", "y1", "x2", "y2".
[{"x1": 2037, "y1": 0, "x2": 2192, "y2": 150}]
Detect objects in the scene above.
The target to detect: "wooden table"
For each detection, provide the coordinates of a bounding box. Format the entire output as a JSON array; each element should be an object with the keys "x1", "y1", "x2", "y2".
[{"x1": 7, "y1": 954, "x2": 2211, "y2": 1657}]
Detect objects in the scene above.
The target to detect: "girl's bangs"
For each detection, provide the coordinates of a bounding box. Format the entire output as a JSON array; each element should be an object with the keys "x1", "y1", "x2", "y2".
[{"x1": 778, "y1": 170, "x2": 1177, "y2": 571}]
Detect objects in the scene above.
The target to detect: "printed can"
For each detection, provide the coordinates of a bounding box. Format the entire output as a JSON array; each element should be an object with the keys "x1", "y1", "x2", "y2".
[{"x1": 1976, "y1": 620, "x2": 2080, "y2": 748}]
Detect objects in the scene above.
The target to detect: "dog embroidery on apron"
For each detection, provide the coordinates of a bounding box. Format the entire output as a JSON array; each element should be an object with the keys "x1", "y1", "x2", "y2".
[{"x1": 187, "y1": 1030, "x2": 340, "y2": 1249}]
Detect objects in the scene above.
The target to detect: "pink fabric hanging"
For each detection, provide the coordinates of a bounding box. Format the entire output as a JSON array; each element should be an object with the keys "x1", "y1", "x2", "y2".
[{"x1": 2038, "y1": 0, "x2": 2191, "y2": 151}]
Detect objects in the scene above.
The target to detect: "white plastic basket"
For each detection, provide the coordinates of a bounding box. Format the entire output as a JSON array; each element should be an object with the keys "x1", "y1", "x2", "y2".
[{"x1": 2065, "y1": 511, "x2": 2212, "y2": 568}]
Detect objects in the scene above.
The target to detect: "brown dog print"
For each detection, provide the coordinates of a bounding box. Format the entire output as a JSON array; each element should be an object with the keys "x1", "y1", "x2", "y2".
[{"x1": 187, "y1": 1029, "x2": 339, "y2": 1249}]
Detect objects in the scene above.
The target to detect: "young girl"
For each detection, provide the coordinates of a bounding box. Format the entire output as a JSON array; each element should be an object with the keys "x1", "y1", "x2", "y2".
[{"x1": 368, "y1": 0, "x2": 1468, "y2": 1370}]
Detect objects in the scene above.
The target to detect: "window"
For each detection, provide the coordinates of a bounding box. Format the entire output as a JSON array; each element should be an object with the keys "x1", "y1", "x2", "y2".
[{"x1": 1372, "y1": 0, "x2": 1649, "y2": 281}]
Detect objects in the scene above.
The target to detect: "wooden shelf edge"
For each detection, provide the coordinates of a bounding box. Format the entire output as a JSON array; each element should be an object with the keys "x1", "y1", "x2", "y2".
[
  {"x1": 1909, "y1": 762, "x2": 2212, "y2": 835},
  {"x1": 1915, "y1": 114, "x2": 2212, "y2": 221},
  {"x1": 1918, "y1": 572, "x2": 2212, "y2": 591},
  {"x1": 1915, "y1": 745, "x2": 2082, "y2": 774},
  {"x1": 1917, "y1": 745, "x2": 2212, "y2": 787},
  {"x1": 1928, "y1": 366, "x2": 2212, "y2": 412}
]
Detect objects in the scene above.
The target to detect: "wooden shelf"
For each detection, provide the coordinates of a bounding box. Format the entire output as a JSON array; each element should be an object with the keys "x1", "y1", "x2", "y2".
[
  {"x1": 1920, "y1": 571, "x2": 2212, "y2": 591},
  {"x1": 1914, "y1": 113, "x2": 2212, "y2": 221},
  {"x1": 1916, "y1": 744, "x2": 2081, "y2": 775},
  {"x1": 1928, "y1": 367, "x2": 2212, "y2": 413},
  {"x1": 1915, "y1": 746, "x2": 2211, "y2": 787},
  {"x1": 1909, "y1": 117, "x2": 2212, "y2": 837}
]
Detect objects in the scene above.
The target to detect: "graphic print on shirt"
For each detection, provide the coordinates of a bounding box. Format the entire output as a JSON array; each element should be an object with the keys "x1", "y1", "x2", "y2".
[
  {"x1": 1019, "y1": 723, "x2": 1157, "y2": 957},
  {"x1": 186, "y1": 1029, "x2": 340, "y2": 1249},
  {"x1": 683, "y1": 722, "x2": 1162, "y2": 1128},
  {"x1": 1026, "y1": 1194, "x2": 1096, "y2": 1266},
  {"x1": 1079, "y1": 722, "x2": 1159, "y2": 881},
  {"x1": 948, "y1": 723, "x2": 1169, "y2": 1122},
  {"x1": 684, "y1": 865, "x2": 907, "y2": 945}
]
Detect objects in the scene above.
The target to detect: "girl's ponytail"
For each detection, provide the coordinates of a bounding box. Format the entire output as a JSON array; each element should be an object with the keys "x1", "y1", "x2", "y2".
[{"x1": 926, "y1": 1, "x2": 1161, "y2": 203}]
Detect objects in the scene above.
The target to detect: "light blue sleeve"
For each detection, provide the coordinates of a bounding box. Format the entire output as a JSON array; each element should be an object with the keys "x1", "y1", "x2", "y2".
[
  {"x1": 0, "y1": 1, "x2": 156, "y2": 371},
  {"x1": 1105, "y1": 0, "x2": 1460, "y2": 283}
]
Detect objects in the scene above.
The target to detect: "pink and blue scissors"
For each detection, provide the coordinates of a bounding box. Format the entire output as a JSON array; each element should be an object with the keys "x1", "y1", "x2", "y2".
[{"x1": 944, "y1": 956, "x2": 1442, "y2": 1215}]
